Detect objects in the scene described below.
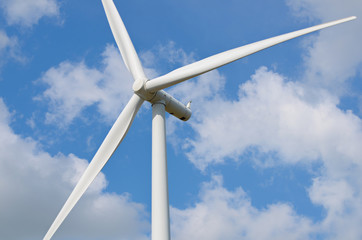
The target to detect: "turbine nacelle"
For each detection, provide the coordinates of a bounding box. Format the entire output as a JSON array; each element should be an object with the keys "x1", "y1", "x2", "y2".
[{"x1": 149, "y1": 90, "x2": 192, "y2": 121}]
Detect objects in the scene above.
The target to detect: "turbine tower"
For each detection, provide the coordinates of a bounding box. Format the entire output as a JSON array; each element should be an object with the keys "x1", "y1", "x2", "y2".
[{"x1": 43, "y1": 0, "x2": 356, "y2": 239}]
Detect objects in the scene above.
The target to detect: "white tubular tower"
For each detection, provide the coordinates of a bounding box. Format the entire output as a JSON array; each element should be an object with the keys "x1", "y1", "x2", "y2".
[{"x1": 152, "y1": 102, "x2": 171, "y2": 240}]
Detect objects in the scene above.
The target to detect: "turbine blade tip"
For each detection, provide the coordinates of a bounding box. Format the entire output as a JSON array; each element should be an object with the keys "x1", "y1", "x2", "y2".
[{"x1": 347, "y1": 16, "x2": 357, "y2": 20}]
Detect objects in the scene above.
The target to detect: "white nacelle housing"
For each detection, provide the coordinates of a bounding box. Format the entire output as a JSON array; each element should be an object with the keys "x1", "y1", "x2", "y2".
[{"x1": 149, "y1": 90, "x2": 191, "y2": 121}]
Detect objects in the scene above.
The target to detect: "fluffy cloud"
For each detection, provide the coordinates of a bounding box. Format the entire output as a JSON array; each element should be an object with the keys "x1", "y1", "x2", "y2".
[
  {"x1": 286, "y1": 0, "x2": 362, "y2": 94},
  {"x1": 0, "y1": 98, "x2": 149, "y2": 240},
  {"x1": 171, "y1": 175, "x2": 314, "y2": 240},
  {"x1": 0, "y1": 0, "x2": 59, "y2": 27},
  {"x1": 308, "y1": 177, "x2": 362, "y2": 240},
  {"x1": 38, "y1": 42, "x2": 194, "y2": 127},
  {"x1": 169, "y1": 66, "x2": 362, "y2": 238},
  {"x1": 37, "y1": 44, "x2": 134, "y2": 127},
  {"x1": 0, "y1": 30, "x2": 22, "y2": 65},
  {"x1": 173, "y1": 67, "x2": 362, "y2": 173},
  {"x1": 0, "y1": 0, "x2": 59, "y2": 69},
  {"x1": 141, "y1": 41, "x2": 195, "y2": 70},
  {"x1": 0, "y1": 30, "x2": 13, "y2": 52},
  {"x1": 170, "y1": 174, "x2": 362, "y2": 240},
  {"x1": 165, "y1": 2, "x2": 362, "y2": 236}
]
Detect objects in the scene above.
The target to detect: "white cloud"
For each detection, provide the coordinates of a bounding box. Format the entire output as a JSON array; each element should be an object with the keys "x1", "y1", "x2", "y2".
[
  {"x1": 0, "y1": 0, "x2": 60, "y2": 27},
  {"x1": 38, "y1": 42, "x2": 198, "y2": 128},
  {"x1": 171, "y1": 175, "x2": 314, "y2": 240},
  {"x1": 155, "y1": 41, "x2": 195, "y2": 66},
  {"x1": 37, "y1": 44, "x2": 134, "y2": 127},
  {"x1": 140, "y1": 41, "x2": 196, "y2": 79},
  {"x1": 166, "y1": 64, "x2": 362, "y2": 239},
  {"x1": 286, "y1": 0, "x2": 362, "y2": 95},
  {"x1": 141, "y1": 41, "x2": 195, "y2": 68},
  {"x1": 171, "y1": 174, "x2": 362, "y2": 240},
  {"x1": 309, "y1": 178, "x2": 354, "y2": 215},
  {"x1": 0, "y1": 98, "x2": 149, "y2": 240},
  {"x1": 308, "y1": 177, "x2": 362, "y2": 240},
  {"x1": 0, "y1": 0, "x2": 60, "y2": 68},
  {"x1": 177, "y1": 67, "x2": 362, "y2": 174},
  {"x1": 0, "y1": 30, "x2": 22, "y2": 65},
  {"x1": 0, "y1": 30, "x2": 12, "y2": 51}
]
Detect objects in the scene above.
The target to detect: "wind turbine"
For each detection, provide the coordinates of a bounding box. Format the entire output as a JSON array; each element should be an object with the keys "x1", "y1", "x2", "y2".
[{"x1": 43, "y1": 0, "x2": 356, "y2": 239}]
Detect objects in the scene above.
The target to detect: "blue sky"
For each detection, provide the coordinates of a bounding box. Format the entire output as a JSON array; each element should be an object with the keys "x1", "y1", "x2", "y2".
[{"x1": 0, "y1": 0, "x2": 362, "y2": 239}]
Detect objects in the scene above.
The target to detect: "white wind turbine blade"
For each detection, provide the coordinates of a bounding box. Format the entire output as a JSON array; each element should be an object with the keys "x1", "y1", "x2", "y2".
[
  {"x1": 102, "y1": 0, "x2": 146, "y2": 82},
  {"x1": 145, "y1": 16, "x2": 356, "y2": 92},
  {"x1": 43, "y1": 94, "x2": 144, "y2": 240}
]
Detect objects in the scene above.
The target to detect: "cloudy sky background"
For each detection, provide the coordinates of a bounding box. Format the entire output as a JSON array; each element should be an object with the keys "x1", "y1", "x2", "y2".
[{"x1": 0, "y1": 0, "x2": 361, "y2": 239}]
